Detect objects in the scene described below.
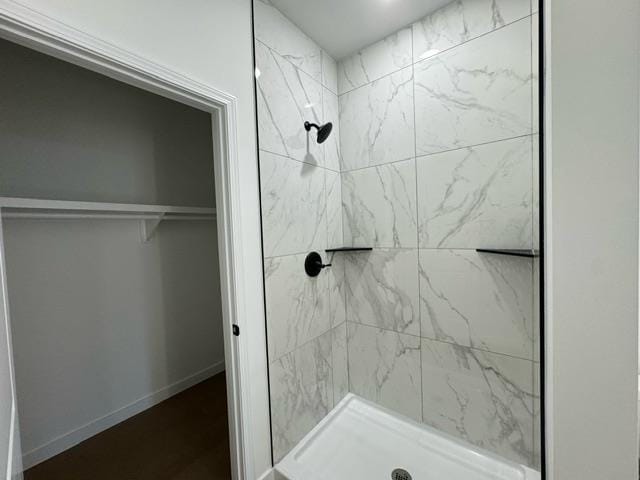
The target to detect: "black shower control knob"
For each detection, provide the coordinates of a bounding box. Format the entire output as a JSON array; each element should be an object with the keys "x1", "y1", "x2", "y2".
[{"x1": 304, "y1": 251, "x2": 331, "y2": 277}]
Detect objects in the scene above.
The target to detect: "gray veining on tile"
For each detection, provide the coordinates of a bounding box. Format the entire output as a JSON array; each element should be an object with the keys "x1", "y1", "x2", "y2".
[
  {"x1": 532, "y1": 257, "x2": 540, "y2": 363},
  {"x1": 255, "y1": 42, "x2": 324, "y2": 165},
  {"x1": 532, "y1": 14, "x2": 539, "y2": 134},
  {"x1": 337, "y1": 28, "x2": 413, "y2": 95},
  {"x1": 532, "y1": 135, "x2": 539, "y2": 252},
  {"x1": 332, "y1": 322, "x2": 349, "y2": 405},
  {"x1": 260, "y1": 151, "x2": 327, "y2": 257},
  {"x1": 348, "y1": 323, "x2": 422, "y2": 421},
  {"x1": 419, "y1": 249, "x2": 533, "y2": 359},
  {"x1": 421, "y1": 338, "x2": 534, "y2": 466},
  {"x1": 340, "y1": 67, "x2": 415, "y2": 171},
  {"x1": 345, "y1": 249, "x2": 420, "y2": 336},
  {"x1": 343, "y1": 159, "x2": 417, "y2": 248},
  {"x1": 532, "y1": 362, "x2": 541, "y2": 469},
  {"x1": 412, "y1": 0, "x2": 530, "y2": 62},
  {"x1": 328, "y1": 254, "x2": 347, "y2": 327},
  {"x1": 322, "y1": 51, "x2": 338, "y2": 95},
  {"x1": 326, "y1": 169, "x2": 343, "y2": 249},
  {"x1": 323, "y1": 88, "x2": 342, "y2": 172},
  {"x1": 417, "y1": 136, "x2": 532, "y2": 249},
  {"x1": 414, "y1": 19, "x2": 532, "y2": 155},
  {"x1": 270, "y1": 330, "x2": 333, "y2": 462},
  {"x1": 254, "y1": 0, "x2": 322, "y2": 82},
  {"x1": 264, "y1": 253, "x2": 331, "y2": 361}
]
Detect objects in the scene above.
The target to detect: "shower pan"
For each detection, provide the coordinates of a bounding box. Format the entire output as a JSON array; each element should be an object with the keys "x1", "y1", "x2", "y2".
[{"x1": 252, "y1": 0, "x2": 543, "y2": 478}]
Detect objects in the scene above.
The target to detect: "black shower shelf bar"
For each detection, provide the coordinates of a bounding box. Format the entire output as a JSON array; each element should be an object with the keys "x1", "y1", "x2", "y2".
[
  {"x1": 325, "y1": 247, "x2": 373, "y2": 253},
  {"x1": 476, "y1": 249, "x2": 539, "y2": 258}
]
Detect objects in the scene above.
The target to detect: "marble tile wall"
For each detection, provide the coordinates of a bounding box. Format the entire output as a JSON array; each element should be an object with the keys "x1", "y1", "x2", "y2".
[
  {"x1": 338, "y1": 0, "x2": 541, "y2": 469},
  {"x1": 253, "y1": 0, "x2": 348, "y2": 462},
  {"x1": 254, "y1": 0, "x2": 542, "y2": 468}
]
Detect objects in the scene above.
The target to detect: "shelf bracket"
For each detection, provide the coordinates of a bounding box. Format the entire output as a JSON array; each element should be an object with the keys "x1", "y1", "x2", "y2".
[{"x1": 140, "y1": 214, "x2": 165, "y2": 243}]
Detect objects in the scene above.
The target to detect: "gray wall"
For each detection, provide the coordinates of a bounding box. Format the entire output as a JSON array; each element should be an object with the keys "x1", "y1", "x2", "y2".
[
  {"x1": 0, "y1": 38, "x2": 215, "y2": 207},
  {"x1": 5, "y1": 219, "x2": 223, "y2": 466}
]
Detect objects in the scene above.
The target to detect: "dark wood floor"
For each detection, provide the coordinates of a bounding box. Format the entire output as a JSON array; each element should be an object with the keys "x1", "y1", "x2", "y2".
[{"x1": 25, "y1": 373, "x2": 232, "y2": 480}]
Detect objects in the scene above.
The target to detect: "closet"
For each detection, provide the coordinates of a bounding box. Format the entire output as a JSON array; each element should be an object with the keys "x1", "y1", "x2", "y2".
[{"x1": 0, "y1": 36, "x2": 227, "y2": 478}]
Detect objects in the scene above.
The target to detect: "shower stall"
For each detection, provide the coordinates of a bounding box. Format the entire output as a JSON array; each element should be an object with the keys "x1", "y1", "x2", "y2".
[{"x1": 252, "y1": 0, "x2": 542, "y2": 478}]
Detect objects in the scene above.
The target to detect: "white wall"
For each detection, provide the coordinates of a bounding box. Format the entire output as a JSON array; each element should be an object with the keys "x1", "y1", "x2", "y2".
[
  {"x1": 546, "y1": 0, "x2": 640, "y2": 478},
  {"x1": 4, "y1": 0, "x2": 271, "y2": 477},
  {"x1": 4, "y1": 219, "x2": 223, "y2": 467}
]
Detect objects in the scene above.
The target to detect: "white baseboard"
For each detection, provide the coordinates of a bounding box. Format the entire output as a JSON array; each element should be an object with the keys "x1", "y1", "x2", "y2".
[{"x1": 22, "y1": 360, "x2": 225, "y2": 469}]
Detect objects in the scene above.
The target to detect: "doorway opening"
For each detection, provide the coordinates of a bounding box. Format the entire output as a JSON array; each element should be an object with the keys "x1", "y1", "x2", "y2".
[{"x1": 0, "y1": 34, "x2": 236, "y2": 480}]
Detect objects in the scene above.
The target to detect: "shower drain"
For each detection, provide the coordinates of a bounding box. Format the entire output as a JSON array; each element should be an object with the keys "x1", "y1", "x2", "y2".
[{"x1": 391, "y1": 468, "x2": 412, "y2": 480}]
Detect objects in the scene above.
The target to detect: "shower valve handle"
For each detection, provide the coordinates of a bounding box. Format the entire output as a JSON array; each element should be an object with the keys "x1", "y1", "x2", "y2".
[{"x1": 304, "y1": 251, "x2": 331, "y2": 277}]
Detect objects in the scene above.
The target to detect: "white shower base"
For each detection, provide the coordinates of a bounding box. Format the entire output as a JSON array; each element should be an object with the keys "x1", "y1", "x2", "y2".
[{"x1": 275, "y1": 394, "x2": 540, "y2": 480}]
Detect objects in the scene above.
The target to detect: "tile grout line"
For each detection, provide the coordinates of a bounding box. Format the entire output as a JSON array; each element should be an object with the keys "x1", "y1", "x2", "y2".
[
  {"x1": 410, "y1": 29, "x2": 426, "y2": 424},
  {"x1": 337, "y1": 13, "x2": 534, "y2": 98},
  {"x1": 348, "y1": 320, "x2": 536, "y2": 363},
  {"x1": 263, "y1": 246, "x2": 537, "y2": 261},
  {"x1": 255, "y1": 37, "x2": 336, "y2": 94},
  {"x1": 268, "y1": 323, "x2": 336, "y2": 367},
  {"x1": 258, "y1": 147, "x2": 341, "y2": 174},
  {"x1": 339, "y1": 133, "x2": 536, "y2": 175}
]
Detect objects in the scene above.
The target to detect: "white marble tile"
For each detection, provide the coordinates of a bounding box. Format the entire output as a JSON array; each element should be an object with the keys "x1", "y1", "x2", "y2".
[
  {"x1": 264, "y1": 253, "x2": 331, "y2": 361},
  {"x1": 260, "y1": 151, "x2": 327, "y2": 257},
  {"x1": 532, "y1": 14, "x2": 539, "y2": 134},
  {"x1": 326, "y1": 169, "x2": 343, "y2": 249},
  {"x1": 532, "y1": 257, "x2": 540, "y2": 363},
  {"x1": 337, "y1": 28, "x2": 413, "y2": 94},
  {"x1": 331, "y1": 322, "x2": 349, "y2": 405},
  {"x1": 323, "y1": 88, "x2": 342, "y2": 172},
  {"x1": 255, "y1": 42, "x2": 324, "y2": 165},
  {"x1": 532, "y1": 135, "x2": 540, "y2": 252},
  {"x1": 343, "y1": 159, "x2": 417, "y2": 248},
  {"x1": 348, "y1": 323, "x2": 422, "y2": 421},
  {"x1": 340, "y1": 67, "x2": 415, "y2": 170},
  {"x1": 417, "y1": 136, "x2": 532, "y2": 249},
  {"x1": 421, "y1": 338, "x2": 535, "y2": 466},
  {"x1": 345, "y1": 249, "x2": 420, "y2": 336},
  {"x1": 328, "y1": 254, "x2": 347, "y2": 327},
  {"x1": 531, "y1": 0, "x2": 539, "y2": 14},
  {"x1": 532, "y1": 362, "x2": 541, "y2": 469},
  {"x1": 412, "y1": 0, "x2": 531, "y2": 62},
  {"x1": 414, "y1": 19, "x2": 532, "y2": 155},
  {"x1": 322, "y1": 51, "x2": 338, "y2": 94},
  {"x1": 253, "y1": 0, "x2": 322, "y2": 82},
  {"x1": 270, "y1": 330, "x2": 333, "y2": 462},
  {"x1": 419, "y1": 250, "x2": 534, "y2": 360}
]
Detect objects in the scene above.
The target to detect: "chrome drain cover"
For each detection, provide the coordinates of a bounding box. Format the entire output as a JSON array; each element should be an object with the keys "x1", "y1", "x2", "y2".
[{"x1": 391, "y1": 468, "x2": 412, "y2": 480}]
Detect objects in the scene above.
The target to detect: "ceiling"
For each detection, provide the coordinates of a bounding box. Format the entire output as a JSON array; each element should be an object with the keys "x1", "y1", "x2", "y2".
[{"x1": 268, "y1": 0, "x2": 452, "y2": 59}]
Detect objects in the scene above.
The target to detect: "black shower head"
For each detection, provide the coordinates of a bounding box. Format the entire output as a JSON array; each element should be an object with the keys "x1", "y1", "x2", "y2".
[{"x1": 304, "y1": 121, "x2": 333, "y2": 144}]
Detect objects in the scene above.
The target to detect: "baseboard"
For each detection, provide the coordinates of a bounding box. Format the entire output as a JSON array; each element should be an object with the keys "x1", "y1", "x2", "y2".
[{"x1": 22, "y1": 360, "x2": 225, "y2": 469}]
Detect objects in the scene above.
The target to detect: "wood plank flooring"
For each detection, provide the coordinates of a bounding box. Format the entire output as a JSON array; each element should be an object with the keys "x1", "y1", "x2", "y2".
[{"x1": 24, "y1": 372, "x2": 232, "y2": 480}]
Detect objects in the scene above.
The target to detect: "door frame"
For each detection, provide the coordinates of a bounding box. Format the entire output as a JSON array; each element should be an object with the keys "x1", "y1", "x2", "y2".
[{"x1": 0, "y1": 2, "x2": 259, "y2": 479}]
